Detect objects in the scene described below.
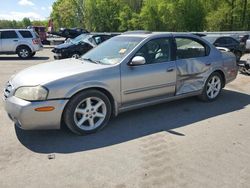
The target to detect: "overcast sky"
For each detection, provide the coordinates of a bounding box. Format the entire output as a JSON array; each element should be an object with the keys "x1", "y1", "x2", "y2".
[{"x1": 0, "y1": 0, "x2": 56, "y2": 21}]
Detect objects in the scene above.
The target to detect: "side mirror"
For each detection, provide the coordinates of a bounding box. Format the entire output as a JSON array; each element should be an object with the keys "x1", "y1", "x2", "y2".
[{"x1": 129, "y1": 56, "x2": 146, "y2": 66}]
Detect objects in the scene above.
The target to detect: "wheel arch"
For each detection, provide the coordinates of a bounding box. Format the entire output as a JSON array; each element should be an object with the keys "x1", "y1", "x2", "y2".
[
  {"x1": 62, "y1": 86, "x2": 118, "y2": 126},
  {"x1": 213, "y1": 69, "x2": 226, "y2": 88},
  {"x1": 16, "y1": 44, "x2": 32, "y2": 53}
]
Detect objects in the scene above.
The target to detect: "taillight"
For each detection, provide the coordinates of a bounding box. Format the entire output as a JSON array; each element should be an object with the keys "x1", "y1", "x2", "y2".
[{"x1": 32, "y1": 38, "x2": 40, "y2": 45}]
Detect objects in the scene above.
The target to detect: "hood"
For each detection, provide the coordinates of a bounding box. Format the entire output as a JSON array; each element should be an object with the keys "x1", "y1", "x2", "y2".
[
  {"x1": 10, "y1": 58, "x2": 108, "y2": 88},
  {"x1": 53, "y1": 42, "x2": 74, "y2": 51}
]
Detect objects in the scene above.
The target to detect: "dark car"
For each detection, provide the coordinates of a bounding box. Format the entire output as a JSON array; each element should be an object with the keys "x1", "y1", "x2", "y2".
[
  {"x1": 49, "y1": 28, "x2": 89, "y2": 39},
  {"x1": 52, "y1": 33, "x2": 118, "y2": 59},
  {"x1": 203, "y1": 35, "x2": 245, "y2": 62}
]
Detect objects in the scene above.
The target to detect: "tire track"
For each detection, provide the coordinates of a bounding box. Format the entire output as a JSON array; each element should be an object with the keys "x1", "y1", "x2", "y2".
[{"x1": 138, "y1": 132, "x2": 186, "y2": 188}]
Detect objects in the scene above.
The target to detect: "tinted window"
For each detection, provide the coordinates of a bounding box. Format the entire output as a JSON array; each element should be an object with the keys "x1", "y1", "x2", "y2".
[
  {"x1": 18, "y1": 30, "x2": 33, "y2": 38},
  {"x1": 135, "y1": 38, "x2": 171, "y2": 64},
  {"x1": 175, "y1": 38, "x2": 206, "y2": 59},
  {"x1": 215, "y1": 38, "x2": 227, "y2": 44},
  {"x1": 225, "y1": 37, "x2": 239, "y2": 45},
  {"x1": 1, "y1": 31, "x2": 18, "y2": 39}
]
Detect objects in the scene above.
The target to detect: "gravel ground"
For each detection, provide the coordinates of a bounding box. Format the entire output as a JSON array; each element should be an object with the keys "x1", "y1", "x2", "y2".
[{"x1": 0, "y1": 49, "x2": 250, "y2": 188}]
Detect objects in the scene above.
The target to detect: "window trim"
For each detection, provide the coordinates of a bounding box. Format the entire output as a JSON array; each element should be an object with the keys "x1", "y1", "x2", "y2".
[
  {"x1": 174, "y1": 36, "x2": 210, "y2": 60},
  {"x1": 128, "y1": 37, "x2": 175, "y2": 67}
]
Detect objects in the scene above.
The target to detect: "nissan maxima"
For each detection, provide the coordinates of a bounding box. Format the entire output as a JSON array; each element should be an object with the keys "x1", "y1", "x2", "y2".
[{"x1": 3, "y1": 32, "x2": 238, "y2": 135}]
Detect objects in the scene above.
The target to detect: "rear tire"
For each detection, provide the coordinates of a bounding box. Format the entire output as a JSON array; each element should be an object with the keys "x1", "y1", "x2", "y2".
[
  {"x1": 17, "y1": 46, "x2": 31, "y2": 59},
  {"x1": 63, "y1": 90, "x2": 112, "y2": 135},
  {"x1": 199, "y1": 72, "x2": 223, "y2": 102}
]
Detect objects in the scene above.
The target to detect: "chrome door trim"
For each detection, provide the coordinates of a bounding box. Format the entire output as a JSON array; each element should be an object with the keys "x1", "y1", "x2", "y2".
[{"x1": 123, "y1": 82, "x2": 176, "y2": 95}]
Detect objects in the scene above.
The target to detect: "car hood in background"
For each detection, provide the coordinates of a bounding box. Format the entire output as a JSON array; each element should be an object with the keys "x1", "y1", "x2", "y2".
[
  {"x1": 53, "y1": 42, "x2": 74, "y2": 51},
  {"x1": 10, "y1": 58, "x2": 109, "y2": 87}
]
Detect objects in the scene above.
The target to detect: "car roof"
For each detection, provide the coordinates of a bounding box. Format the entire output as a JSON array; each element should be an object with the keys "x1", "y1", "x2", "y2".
[
  {"x1": 0, "y1": 28, "x2": 34, "y2": 32},
  {"x1": 120, "y1": 31, "x2": 200, "y2": 39},
  {"x1": 203, "y1": 35, "x2": 238, "y2": 43}
]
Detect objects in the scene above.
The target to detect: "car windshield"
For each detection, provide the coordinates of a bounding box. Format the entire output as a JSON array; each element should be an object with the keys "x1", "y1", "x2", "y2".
[
  {"x1": 81, "y1": 36, "x2": 144, "y2": 65},
  {"x1": 70, "y1": 34, "x2": 89, "y2": 45}
]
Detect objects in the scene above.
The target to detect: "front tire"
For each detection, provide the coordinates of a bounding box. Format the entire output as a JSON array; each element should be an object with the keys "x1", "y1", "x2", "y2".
[
  {"x1": 71, "y1": 52, "x2": 80, "y2": 59},
  {"x1": 199, "y1": 72, "x2": 223, "y2": 102},
  {"x1": 63, "y1": 90, "x2": 112, "y2": 135}
]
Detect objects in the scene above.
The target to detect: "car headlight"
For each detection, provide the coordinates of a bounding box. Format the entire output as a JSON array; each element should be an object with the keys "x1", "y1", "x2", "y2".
[{"x1": 14, "y1": 86, "x2": 48, "y2": 101}]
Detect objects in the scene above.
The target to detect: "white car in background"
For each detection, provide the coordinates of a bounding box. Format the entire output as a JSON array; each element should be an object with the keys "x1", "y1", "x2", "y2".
[
  {"x1": 0, "y1": 29, "x2": 43, "y2": 59},
  {"x1": 246, "y1": 39, "x2": 250, "y2": 52}
]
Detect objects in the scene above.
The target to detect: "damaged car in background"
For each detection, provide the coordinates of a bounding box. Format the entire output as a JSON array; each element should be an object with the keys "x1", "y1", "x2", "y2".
[
  {"x1": 52, "y1": 33, "x2": 119, "y2": 59},
  {"x1": 3, "y1": 32, "x2": 238, "y2": 135},
  {"x1": 202, "y1": 35, "x2": 245, "y2": 62}
]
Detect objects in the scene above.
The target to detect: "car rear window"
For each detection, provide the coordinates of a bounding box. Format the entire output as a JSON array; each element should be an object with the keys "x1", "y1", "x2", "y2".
[{"x1": 18, "y1": 30, "x2": 33, "y2": 38}]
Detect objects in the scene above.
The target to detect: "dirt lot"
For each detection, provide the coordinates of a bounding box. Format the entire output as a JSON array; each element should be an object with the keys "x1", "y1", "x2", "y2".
[{"x1": 0, "y1": 49, "x2": 250, "y2": 188}]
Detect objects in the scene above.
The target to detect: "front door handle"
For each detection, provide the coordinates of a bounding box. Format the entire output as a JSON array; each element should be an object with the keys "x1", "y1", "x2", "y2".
[
  {"x1": 13, "y1": 40, "x2": 18, "y2": 42},
  {"x1": 167, "y1": 67, "x2": 174, "y2": 72},
  {"x1": 205, "y1": 62, "x2": 211, "y2": 66}
]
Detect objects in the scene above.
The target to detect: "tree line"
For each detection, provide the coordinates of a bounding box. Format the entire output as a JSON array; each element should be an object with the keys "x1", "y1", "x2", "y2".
[
  {"x1": 0, "y1": 18, "x2": 48, "y2": 29},
  {"x1": 1, "y1": 0, "x2": 250, "y2": 32},
  {"x1": 51, "y1": 0, "x2": 250, "y2": 32}
]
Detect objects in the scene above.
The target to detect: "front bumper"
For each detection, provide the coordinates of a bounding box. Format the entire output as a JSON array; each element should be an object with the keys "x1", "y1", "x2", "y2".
[
  {"x1": 54, "y1": 53, "x2": 64, "y2": 59},
  {"x1": 4, "y1": 96, "x2": 68, "y2": 130}
]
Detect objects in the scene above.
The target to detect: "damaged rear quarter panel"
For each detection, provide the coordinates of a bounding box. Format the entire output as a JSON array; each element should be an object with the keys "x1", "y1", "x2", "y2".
[{"x1": 175, "y1": 47, "x2": 225, "y2": 95}]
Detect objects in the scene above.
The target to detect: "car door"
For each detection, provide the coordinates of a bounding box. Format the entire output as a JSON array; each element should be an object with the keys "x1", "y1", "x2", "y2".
[
  {"x1": 174, "y1": 37, "x2": 211, "y2": 95},
  {"x1": 1, "y1": 30, "x2": 19, "y2": 52},
  {"x1": 121, "y1": 37, "x2": 176, "y2": 104}
]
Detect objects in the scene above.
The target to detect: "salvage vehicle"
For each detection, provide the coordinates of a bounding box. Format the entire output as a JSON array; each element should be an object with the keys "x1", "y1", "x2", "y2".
[
  {"x1": 52, "y1": 33, "x2": 118, "y2": 59},
  {"x1": 49, "y1": 28, "x2": 89, "y2": 39},
  {"x1": 0, "y1": 29, "x2": 43, "y2": 59},
  {"x1": 202, "y1": 35, "x2": 245, "y2": 62},
  {"x1": 239, "y1": 59, "x2": 250, "y2": 75},
  {"x1": 3, "y1": 32, "x2": 238, "y2": 135}
]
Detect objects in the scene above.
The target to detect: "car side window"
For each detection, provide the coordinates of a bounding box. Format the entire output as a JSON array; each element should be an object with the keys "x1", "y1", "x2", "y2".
[
  {"x1": 215, "y1": 38, "x2": 226, "y2": 45},
  {"x1": 1, "y1": 31, "x2": 18, "y2": 39},
  {"x1": 175, "y1": 38, "x2": 206, "y2": 59},
  {"x1": 225, "y1": 37, "x2": 238, "y2": 45},
  {"x1": 135, "y1": 38, "x2": 171, "y2": 64},
  {"x1": 18, "y1": 31, "x2": 33, "y2": 38},
  {"x1": 93, "y1": 36, "x2": 103, "y2": 45}
]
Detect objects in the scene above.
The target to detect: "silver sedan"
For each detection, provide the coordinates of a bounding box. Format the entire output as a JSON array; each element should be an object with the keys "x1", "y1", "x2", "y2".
[{"x1": 3, "y1": 32, "x2": 238, "y2": 135}]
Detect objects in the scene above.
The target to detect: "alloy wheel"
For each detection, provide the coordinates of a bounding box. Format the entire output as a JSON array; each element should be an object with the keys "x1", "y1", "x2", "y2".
[
  {"x1": 19, "y1": 49, "x2": 29, "y2": 58},
  {"x1": 73, "y1": 97, "x2": 107, "y2": 131},
  {"x1": 206, "y1": 75, "x2": 221, "y2": 99},
  {"x1": 72, "y1": 54, "x2": 80, "y2": 59}
]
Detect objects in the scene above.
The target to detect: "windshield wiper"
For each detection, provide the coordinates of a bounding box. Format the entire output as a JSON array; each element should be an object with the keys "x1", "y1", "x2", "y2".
[{"x1": 81, "y1": 58, "x2": 100, "y2": 64}]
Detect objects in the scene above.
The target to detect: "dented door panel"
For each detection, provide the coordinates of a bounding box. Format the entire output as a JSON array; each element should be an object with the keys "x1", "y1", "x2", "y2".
[{"x1": 175, "y1": 56, "x2": 211, "y2": 95}]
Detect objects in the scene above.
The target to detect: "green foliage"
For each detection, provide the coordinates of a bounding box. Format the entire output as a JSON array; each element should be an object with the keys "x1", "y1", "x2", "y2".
[
  {"x1": 0, "y1": 19, "x2": 47, "y2": 29},
  {"x1": 1, "y1": 0, "x2": 250, "y2": 32},
  {"x1": 22, "y1": 17, "x2": 31, "y2": 27},
  {"x1": 84, "y1": 0, "x2": 120, "y2": 32}
]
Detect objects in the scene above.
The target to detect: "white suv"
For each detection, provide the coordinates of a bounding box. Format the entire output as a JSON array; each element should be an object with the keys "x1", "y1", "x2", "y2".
[{"x1": 0, "y1": 29, "x2": 43, "y2": 59}]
